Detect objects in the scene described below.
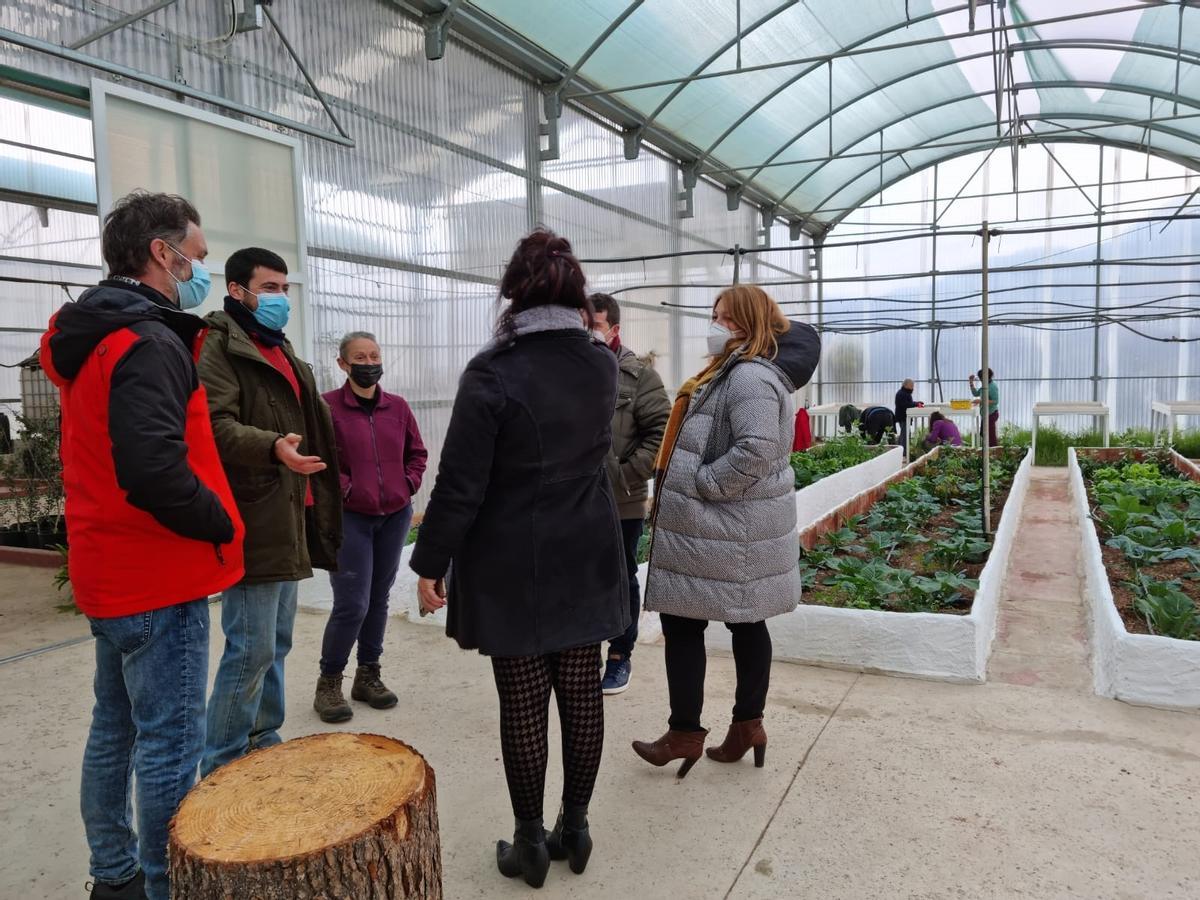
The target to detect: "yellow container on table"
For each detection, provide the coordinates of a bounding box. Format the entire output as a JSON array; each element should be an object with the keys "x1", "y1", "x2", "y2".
[{"x1": 949, "y1": 399, "x2": 972, "y2": 410}]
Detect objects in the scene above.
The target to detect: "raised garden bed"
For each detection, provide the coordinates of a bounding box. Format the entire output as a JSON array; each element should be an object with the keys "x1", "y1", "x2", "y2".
[
  {"x1": 707, "y1": 446, "x2": 1033, "y2": 682},
  {"x1": 1069, "y1": 447, "x2": 1200, "y2": 710},
  {"x1": 298, "y1": 442, "x2": 905, "y2": 628},
  {"x1": 791, "y1": 439, "x2": 903, "y2": 532}
]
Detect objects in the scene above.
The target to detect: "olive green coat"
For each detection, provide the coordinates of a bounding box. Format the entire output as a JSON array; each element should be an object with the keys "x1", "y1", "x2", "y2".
[
  {"x1": 197, "y1": 311, "x2": 342, "y2": 583},
  {"x1": 605, "y1": 345, "x2": 671, "y2": 520}
]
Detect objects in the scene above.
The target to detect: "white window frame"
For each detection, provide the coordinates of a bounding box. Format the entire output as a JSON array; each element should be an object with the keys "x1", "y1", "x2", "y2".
[{"x1": 90, "y1": 79, "x2": 312, "y2": 360}]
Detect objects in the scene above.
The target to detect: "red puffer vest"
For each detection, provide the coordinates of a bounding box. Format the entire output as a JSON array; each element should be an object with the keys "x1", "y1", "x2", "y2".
[{"x1": 42, "y1": 287, "x2": 245, "y2": 617}]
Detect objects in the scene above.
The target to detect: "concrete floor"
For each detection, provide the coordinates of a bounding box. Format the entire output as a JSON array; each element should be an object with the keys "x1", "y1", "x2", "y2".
[{"x1": 2, "y1": 470, "x2": 1200, "y2": 899}]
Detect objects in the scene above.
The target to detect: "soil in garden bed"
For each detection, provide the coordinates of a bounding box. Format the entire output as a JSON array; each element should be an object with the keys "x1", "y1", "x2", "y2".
[
  {"x1": 1081, "y1": 452, "x2": 1200, "y2": 638},
  {"x1": 877, "y1": 482, "x2": 1014, "y2": 613},
  {"x1": 799, "y1": 449, "x2": 1022, "y2": 615}
]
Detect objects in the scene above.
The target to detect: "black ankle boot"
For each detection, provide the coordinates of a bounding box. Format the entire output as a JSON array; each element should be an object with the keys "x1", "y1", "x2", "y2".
[
  {"x1": 546, "y1": 803, "x2": 592, "y2": 874},
  {"x1": 496, "y1": 817, "x2": 550, "y2": 888}
]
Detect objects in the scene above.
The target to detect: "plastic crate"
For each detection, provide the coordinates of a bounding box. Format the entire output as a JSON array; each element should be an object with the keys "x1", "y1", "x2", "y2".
[{"x1": 19, "y1": 354, "x2": 59, "y2": 423}]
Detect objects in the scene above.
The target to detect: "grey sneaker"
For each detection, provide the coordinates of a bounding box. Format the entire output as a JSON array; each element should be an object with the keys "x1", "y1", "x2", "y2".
[
  {"x1": 351, "y1": 663, "x2": 398, "y2": 710},
  {"x1": 313, "y1": 673, "x2": 353, "y2": 723}
]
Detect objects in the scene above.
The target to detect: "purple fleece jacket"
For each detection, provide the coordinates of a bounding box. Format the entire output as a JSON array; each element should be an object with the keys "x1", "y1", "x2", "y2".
[{"x1": 323, "y1": 382, "x2": 427, "y2": 516}]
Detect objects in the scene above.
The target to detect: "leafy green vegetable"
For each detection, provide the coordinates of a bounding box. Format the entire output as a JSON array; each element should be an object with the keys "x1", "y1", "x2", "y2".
[
  {"x1": 790, "y1": 436, "x2": 881, "y2": 490},
  {"x1": 1084, "y1": 451, "x2": 1200, "y2": 641},
  {"x1": 1130, "y1": 574, "x2": 1200, "y2": 640},
  {"x1": 800, "y1": 447, "x2": 1023, "y2": 614}
]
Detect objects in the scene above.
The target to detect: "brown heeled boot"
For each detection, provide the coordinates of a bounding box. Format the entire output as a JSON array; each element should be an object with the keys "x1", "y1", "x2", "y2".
[
  {"x1": 631, "y1": 729, "x2": 708, "y2": 778},
  {"x1": 705, "y1": 718, "x2": 767, "y2": 767}
]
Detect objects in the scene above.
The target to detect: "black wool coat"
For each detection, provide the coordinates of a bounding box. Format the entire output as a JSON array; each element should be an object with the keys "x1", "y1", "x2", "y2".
[{"x1": 410, "y1": 328, "x2": 631, "y2": 657}]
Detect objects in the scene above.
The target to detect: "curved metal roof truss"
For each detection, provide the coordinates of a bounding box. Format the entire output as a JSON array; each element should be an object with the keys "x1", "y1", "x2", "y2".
[{"x1": 411, "y1": 0, "x2": 1200, "y2": 231}]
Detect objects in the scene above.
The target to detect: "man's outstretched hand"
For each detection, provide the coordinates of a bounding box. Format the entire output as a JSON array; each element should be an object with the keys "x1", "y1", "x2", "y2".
[{"x1": 274, "y1": 433, "x2": 326, "y2": 475}]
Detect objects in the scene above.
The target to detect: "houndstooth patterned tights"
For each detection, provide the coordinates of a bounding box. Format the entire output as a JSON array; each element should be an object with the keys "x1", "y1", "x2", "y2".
[{"x1": 491, "y1": 643, "x2": 604, "y2": 822}]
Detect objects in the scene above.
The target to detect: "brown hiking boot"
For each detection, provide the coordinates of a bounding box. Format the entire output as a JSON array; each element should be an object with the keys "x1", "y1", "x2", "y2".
[
  {"x1": 351, "y1": 663, "x2": 398, "y2": 709},
  {"x1": 313, "y1": 673, "x2": 352, "y2": 723}
]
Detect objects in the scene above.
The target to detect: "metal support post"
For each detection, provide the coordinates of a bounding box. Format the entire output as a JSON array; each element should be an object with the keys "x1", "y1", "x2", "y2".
[
  {"x1": 814, "y1": 237, "x2": 825, "y2": 404},
  {"x1": 1092, "y1": 146, "x2": 1104, "y2": 401},
  {"x1": 930, "y1": 164, "x2": 939, "y2": 400},
  {"x1": 732, "y1": 243, "x2": 743, "y2": 285},
  {"x1": 669, "y1": 167, "x2": 685, "y2": 390},
  {"x1": 522, "y1": 88, "x2": 545, "y2": 229},
  {"x1": 981, "y1": 219, "x2": 992, "y2": 536}
]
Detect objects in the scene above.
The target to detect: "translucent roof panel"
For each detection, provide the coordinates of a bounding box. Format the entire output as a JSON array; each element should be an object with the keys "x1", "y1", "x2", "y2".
[{"x1": 466, "y1": 0, "x2": 1200, "y2": 231}]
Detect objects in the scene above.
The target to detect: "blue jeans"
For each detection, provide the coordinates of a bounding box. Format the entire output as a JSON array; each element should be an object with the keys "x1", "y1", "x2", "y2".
[
  {"x1": 81, "y1": 598, "x2": 209, "y2": 900},
  {"x1": 202, "y1": 580, "x2": 298, "y2": 777},
  {"x1": 607, "y1": 518, "x2": 644, "y2": 659},
  {"x1": 320, "y1": 506, "x2": 412, "y2": 676}
]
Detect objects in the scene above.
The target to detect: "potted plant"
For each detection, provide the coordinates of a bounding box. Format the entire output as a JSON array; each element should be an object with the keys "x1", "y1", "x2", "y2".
[{"x1": 0, "y1": 412, "x2": 66, "y2": 550}]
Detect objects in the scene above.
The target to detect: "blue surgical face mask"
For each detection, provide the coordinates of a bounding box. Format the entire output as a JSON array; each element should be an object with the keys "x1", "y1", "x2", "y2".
[
  {"x1": 241, "y1": 287, "x2": 290, "y2": 332},
  {"x1": 164, "y1": 244, "x2": 211, "y2": 310}
]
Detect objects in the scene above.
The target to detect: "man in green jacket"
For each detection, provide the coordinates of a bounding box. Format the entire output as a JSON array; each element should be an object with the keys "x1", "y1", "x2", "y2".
[
  {"x1": 198, "y1": 247, "x2": 342, "y2": 777},
  {"x1": 590, "y1": 293, "x2": 671, "y2": 695}
]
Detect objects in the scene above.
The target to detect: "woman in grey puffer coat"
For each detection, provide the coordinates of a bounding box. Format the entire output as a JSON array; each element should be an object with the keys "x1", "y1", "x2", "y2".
[{"x1": 633, "y1": 285, "x2": 819, "y2": 777}]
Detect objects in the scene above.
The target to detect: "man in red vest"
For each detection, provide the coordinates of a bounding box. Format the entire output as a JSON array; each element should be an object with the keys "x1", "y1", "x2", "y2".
[{"x1": 41, "y1": 191, "x2": 245, "y2": 900}]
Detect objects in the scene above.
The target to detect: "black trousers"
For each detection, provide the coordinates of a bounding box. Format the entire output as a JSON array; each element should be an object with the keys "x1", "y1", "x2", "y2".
[
  {"x1": 607, "y1": 518, "x2": 644, "y2": 659},
  {"x1": 660, "y1": 613, "x2": 772, "y2": 733},
  {"x1": 491, "y1": 644, "x2": 604, "y2": 821}
]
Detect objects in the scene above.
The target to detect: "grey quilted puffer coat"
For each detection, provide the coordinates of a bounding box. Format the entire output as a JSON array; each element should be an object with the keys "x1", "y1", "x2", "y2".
[{"x1": 645, "y1": 322, "x2": 820, "y2": 623}]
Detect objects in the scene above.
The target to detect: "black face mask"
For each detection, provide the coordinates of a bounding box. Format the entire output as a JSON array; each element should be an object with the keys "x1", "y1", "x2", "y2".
[{"x1": 349, "y1": 363, "x2": 383, "y2": 389}]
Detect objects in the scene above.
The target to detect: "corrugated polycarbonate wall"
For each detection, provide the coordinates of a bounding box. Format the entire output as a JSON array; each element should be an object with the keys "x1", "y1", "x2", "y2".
[
  {"x1": 817, "y1": 144, "x2": 1200, "y2": 434},
  {"x1": 0, "y1": 0, "x2": 807, "y2": 509}
]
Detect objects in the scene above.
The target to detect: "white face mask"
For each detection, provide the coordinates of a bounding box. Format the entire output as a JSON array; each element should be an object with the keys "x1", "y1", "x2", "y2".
[
  {"x1": 592, "y1": 329, "x2": 607, "y2": 343},
  {"x1": 707, "y1": 321, "x2": 735, "y2": 357}
]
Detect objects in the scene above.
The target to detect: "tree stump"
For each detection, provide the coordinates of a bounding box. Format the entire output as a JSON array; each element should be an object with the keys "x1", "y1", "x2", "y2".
[{"x1": 168, "y1": 733, "x2": 441, "y2": 899}]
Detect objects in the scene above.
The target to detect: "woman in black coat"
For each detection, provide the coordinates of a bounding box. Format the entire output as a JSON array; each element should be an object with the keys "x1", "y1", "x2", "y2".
[{"x1": 411, "y1": 229, "x2": 629, "y2": 889}]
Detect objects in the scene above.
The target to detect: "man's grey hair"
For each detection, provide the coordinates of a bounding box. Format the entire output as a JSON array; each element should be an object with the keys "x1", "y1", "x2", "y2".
[{"x1": 339, "y1": 331, "x2": 378, "y2": 360}]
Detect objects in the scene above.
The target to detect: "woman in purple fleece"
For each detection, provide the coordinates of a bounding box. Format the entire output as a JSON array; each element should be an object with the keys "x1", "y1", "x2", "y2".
[
  {"x1": 924, "y1": 410, "x2": 963, "y2": 448},
  {"x1": 313, "y1": 331, "x2": 428, "y2": 723}
]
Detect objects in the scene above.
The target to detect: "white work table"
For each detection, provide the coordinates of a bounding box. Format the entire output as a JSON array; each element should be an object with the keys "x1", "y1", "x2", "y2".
[
  {"x1": 806, "y1": 402, "x2": 857, "y2": 438},
  {"x1": 1031, "y1": 402, "x2": 1110, "y2": 457},
  {"x1": 1151, "y1": 400, "x2": 1200, "y2": 445}
]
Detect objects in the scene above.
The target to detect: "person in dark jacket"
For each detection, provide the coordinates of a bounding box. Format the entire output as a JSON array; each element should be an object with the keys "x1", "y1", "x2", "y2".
[
  {"x1": 838, "y1": 403, "x2": 861, "y2": 433},
  {"x1": 589, "y1": 292, "x2": 670, "y2": 697},
  {"x1": 895, "y1": 378, "x2": 919, "y2": 452},
  {"x1": 198, "y1": 247, "x2": 343, "y2": 778},
  {"x1": 633, "y1": 286, "x2": 819, "y2": 779},
  {"x1": 858, "y1": 405, "x2": 895, "y2": 444},
  {"x1": 412, "y1": 230, "x2": 628, "y2": 889},
  {"x1": 40, "y1": 191, "x2": 244, "y2": 900},
  {"x1": 313, "y1": 331, "x2": 427, "y2": 723}
]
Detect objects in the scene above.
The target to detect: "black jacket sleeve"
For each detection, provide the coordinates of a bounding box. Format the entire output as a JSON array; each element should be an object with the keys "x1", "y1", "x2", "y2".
[
  {"x1": 409, "y1": 360, "x2": 505, "y2": 580},
  {"x1": 109, "y1": 334, "x2": 235, "y2": 544}
]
